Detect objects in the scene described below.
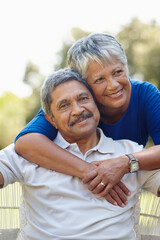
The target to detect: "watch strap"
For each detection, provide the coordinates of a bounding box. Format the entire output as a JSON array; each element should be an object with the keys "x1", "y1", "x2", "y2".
[{"x1": 125, "y1": 154, "x2": 139, "y2": 173}]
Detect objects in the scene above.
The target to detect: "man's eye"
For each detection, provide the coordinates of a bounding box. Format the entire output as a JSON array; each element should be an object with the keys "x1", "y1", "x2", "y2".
[
  {"x1": 59, "y1": 103, "x2": 68, "y2": 109},
  {"x1": 79, "y1": 97, "x2": 88, "y2": 102}
]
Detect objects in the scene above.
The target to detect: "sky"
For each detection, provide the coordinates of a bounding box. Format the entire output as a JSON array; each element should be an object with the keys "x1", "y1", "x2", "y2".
[{"x1": 0, "y1": 0, "x2": 160, "y2": 97}]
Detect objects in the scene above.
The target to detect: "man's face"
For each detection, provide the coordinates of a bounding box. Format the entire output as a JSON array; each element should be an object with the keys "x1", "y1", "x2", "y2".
[{"x1": 46, "y1": 80, "x2": 100, "y2": 143}]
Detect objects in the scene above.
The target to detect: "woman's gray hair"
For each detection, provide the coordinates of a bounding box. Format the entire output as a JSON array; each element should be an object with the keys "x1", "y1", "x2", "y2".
[
  {"x1": 67, "y1": 33, "x2": 128, "y2": 78},
  {"x1": 41, "y1": 68, "x2": 95, "y2": 116}
]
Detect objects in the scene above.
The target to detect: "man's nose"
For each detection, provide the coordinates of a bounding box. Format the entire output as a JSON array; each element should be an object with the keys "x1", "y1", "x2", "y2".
[{"x1": 72, "y1": 102, "x2": 84, "y2": 116}]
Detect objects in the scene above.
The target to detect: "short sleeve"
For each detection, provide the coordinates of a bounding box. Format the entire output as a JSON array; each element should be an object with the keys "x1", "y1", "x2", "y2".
[{"x1": 0, "y1": 144, "x2": 23, "y2": 186}]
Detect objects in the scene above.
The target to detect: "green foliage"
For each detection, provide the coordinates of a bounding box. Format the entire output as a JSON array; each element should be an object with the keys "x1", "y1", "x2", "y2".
[
  {"x1": 0, "y1": 93, "x2": 27, "y2": 149},
  {"x1": 117, "y1": 18, "x2": 160, "y2": 89},
  {"x1": 54, "y1": 42, "x2": 71, "y2": 70},
  {"x1": 23, "y1": 62, "x2": 44, "y2": 89},
  {"x1": 71, "y1": 27, "x2": 91, "y2": 41},
  {"x1": 54, "y1": 28, "x2": 91, "y2": 70},
  {"x1": 22, "y1": 62, "x2": 44, "y2": 122},
  {"x1": 54, "y1": 22, "x2": 160, "y2": 90}
]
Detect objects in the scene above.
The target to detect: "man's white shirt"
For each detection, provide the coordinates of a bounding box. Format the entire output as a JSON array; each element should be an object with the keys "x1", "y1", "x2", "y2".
[{"x1": 0, "y1": 129, "x2": 160, "y2": 240}]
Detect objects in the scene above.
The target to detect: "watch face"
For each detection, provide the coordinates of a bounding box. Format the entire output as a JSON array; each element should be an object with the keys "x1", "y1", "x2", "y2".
[
  {"x1": 131, "y1": 162, "x2": 139, "y2": 172},
  {"x1": 126, "y1": 154, "x2": 139, "y2": 173}
]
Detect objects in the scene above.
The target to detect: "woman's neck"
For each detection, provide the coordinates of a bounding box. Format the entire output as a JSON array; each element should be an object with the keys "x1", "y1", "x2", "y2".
[{"x1": 98, "y1": 104, "x2": 128, "y2": 124}]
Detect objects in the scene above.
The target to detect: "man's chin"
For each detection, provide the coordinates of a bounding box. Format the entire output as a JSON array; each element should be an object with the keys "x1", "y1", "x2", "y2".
[{"x1": 73, "y1": 126, "x2": 97, "y2": 137}]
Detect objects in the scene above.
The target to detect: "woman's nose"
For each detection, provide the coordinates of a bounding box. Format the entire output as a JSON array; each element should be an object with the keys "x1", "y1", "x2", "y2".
[{"x1": 107, "y1": 77, "x2": 119, "y2": 90}]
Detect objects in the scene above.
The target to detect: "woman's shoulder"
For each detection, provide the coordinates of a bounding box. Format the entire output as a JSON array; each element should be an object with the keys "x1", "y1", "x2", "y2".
[
  {"x1": 129, "y1": 77, "x2": 159, "y2": 99},
  {"x1": 130, "y1": 77, "x2": 156, "y2": 88}
]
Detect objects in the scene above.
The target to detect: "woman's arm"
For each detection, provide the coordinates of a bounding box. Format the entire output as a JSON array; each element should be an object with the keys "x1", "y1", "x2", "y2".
[
  {"x1": 83, "y1": 145, "x2": 160, "y2": 197},
  {"x1": 15, "y1": 108, "x2": 91, "y2": 177},
  {"x1": 15, "y1": 133, "x2": 95, "y2": 179},
  {"x1": 15, "y1": 132, "x2": 130, "y2": 207},
  {"x1": 134, "y1": 145, "x2": 160, "y2": 170},
  {"x1": 14, "y1": 108, "x2": 129, "y2": 206}
]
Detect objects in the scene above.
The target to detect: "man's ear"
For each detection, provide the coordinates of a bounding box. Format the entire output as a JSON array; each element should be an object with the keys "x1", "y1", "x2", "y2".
[{"x1": 45, "y1": 113, "x2": 58, "y2": 129}]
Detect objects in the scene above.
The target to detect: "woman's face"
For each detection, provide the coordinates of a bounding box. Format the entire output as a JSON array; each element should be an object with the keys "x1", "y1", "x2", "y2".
[{"x1": 86, "y1": 58, "x2": 131, "y2": 115}]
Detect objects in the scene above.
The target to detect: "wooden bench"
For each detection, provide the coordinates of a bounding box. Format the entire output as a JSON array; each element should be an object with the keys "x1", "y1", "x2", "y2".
[
  {"x1": 0, "y1": 229, "x2": 19, "y2": 240},
  {"x1": 141, "y1": 236, "x2": 160, "y2": 240}
]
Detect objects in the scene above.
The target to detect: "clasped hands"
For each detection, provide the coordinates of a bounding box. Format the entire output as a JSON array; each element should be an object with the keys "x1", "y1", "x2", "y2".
[{"x1": 82, "y1": 156, "x2": 130, "y2": 207}]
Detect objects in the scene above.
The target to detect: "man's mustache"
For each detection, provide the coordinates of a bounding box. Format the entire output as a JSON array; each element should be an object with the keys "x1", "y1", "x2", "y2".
[{"x1": 69, "y1": 112, "x2": 93, "y2": 126}]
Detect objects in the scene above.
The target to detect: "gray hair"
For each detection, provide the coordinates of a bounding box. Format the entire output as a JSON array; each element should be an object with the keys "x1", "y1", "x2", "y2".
[
  {"x1": 41, "y1": 68, "x2": 95, "y2": 116},
  {"x1": 67, "y1": 33, "x2": 128, "y2": 78}
]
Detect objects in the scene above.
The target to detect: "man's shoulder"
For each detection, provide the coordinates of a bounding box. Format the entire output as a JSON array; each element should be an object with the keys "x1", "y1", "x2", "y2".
[
  {"x1": 0, "y1": 144, "x2": 15, "y2": 156},
  {"x1": 116, "y1": 139, "x2": 143, "y2": 151},
  {"x1": 0, "y1": 144, "x2": 35, "y2": 167},
  {"x1": 99, "y1": 129, "x2": 143, "y2": 155}
]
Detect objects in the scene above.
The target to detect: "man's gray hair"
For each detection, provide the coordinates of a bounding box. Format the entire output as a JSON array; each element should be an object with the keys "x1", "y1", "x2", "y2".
[
  {"x1": 67, "y1": 33, "x2": 128, "y2": 78},
  {"x1": 41, "y1": 68, "x2": 95, "y2": 116}
]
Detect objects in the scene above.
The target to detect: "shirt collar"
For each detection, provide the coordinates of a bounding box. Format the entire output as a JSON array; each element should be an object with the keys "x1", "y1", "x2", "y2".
[
  {"x1": 90, "y1": 128, "x2": 115, "y2": 154},
  {"x1": 54, "y1": 128, "x2": 115, "y2": 154},
  {"x1": 54, "y1": 131, "x2": 71, "y2": 149}
]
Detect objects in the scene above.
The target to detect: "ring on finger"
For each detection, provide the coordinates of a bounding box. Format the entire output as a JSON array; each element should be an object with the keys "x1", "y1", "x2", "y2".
[{"x1": 100, "y1": 182, "x2": 106, "y2": 187}]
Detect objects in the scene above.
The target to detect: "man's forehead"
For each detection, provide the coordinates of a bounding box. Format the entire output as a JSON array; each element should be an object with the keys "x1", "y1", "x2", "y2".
[
  {"x1": 57, "y1": 92, "x2": 90, "y2": 104},
  {"x1": 52, "y1": 81, "x2": 91, "y2": 101}
]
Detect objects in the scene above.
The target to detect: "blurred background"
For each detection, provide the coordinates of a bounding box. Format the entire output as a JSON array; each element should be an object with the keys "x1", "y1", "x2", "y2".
[{"x1": 1, "y1": 0, "x2": 160, "y2": 149}]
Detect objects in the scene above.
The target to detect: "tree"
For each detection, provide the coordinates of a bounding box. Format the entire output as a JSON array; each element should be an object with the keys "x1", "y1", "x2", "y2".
[
  {"x1": 22, "y1": 62, "x2": 45, "y2": 122},
  {"x1": 0, "y1": 62, "x2": 45, "y2": 149},
  {"x1": 117, "y1": 18, "x2": 160, "y2": 89},
  {"x1": 54, "y1": 28, "x2": 91, "y2": 70},
  {"x1": 0, "y1": 93, "x2": 27, "y2": 149},
  {"x1": 53, "y1": 22, "x2": 160, "y2": 91}
]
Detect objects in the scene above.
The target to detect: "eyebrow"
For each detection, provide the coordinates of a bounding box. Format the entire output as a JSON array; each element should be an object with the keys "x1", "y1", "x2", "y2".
[
  {"x1": 78, "y1": 92, "x2": 90, "y2": 97},
  {"x1": 57, "y1": 92, "x2": 90, "y2": 107},
  {"x1": 93, "y1": 65, "x2": 123, "y2": 78},
  {"x1": 111, "y1": 66, "x2": 123, "y2": 73},
  {"x1": 56, "y1": 99, "x2": 68, "y2": 109}
]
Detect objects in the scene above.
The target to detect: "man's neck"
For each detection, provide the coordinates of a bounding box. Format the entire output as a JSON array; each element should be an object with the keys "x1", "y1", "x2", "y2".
[
  {"x1": 76, "y1": 130, "x2": 100, "y2": 155},
  {"x1": 62, "y1": 129, "x2": 100, "y2": 155}
]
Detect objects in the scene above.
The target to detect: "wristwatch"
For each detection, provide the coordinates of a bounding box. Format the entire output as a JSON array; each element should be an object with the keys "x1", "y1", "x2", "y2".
[{"x1": 125, "y1": 154, "x2": 139, "y2": 173}]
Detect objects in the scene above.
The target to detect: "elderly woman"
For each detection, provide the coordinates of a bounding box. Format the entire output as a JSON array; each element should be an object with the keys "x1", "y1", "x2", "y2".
[{"x1": 15, "y1": 33, "x2": 160, "y2": 206}]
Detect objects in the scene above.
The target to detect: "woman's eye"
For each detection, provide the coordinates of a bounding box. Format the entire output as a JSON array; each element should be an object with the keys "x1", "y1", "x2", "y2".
[
  {"x1": 115, "y1": 69, "x2": 123, "y2": 75},
  {"x1": 95, "y1": 78, "x2": 104, "y2": 83}
]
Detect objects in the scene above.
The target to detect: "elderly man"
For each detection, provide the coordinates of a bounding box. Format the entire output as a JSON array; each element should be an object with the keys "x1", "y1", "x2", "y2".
[{"x1": 0, "y1": 68, "x2": 160, "y2": 240}]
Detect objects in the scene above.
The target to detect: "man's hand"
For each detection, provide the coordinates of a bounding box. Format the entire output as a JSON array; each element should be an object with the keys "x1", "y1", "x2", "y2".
[
  {"x1": 103, "y1": 182, "x2": 130, "y2": 207},
  {"x1": 82, "y1": 156, "x2": 130, "y2": 207}
]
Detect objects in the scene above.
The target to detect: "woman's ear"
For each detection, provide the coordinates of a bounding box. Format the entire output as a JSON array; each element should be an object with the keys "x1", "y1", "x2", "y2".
[{"x1": 45, "y1": 114, "x2": 58, "y2": 129}]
